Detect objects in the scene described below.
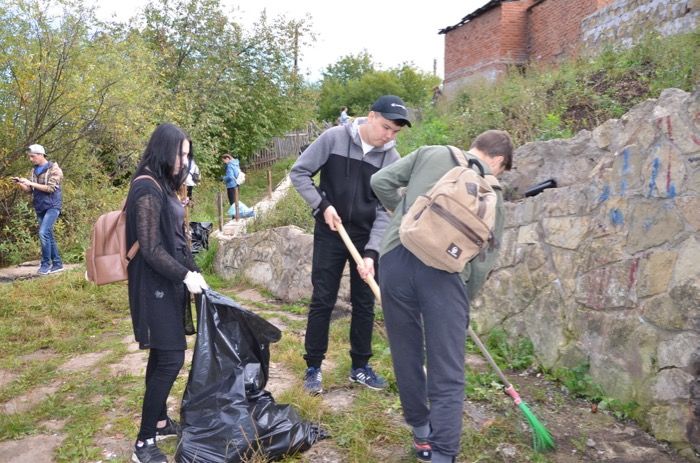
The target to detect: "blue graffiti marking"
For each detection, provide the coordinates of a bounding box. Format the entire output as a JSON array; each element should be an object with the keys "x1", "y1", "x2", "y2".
[
  {"x1": 610, "y1": 208, "x2": 624, "y2": 225},
  {"x1": 643, "y1": 218, "x2": 654, "y2": 231},
  {"x1": 620, "y1": 179, "x2": 627, "y2": 197},
  {"x1": 622, "y1": 148, "x2": 630, "y2": 174},
  {"x1": 668, "y1": 183, "x2": 676, "y2": 198},
  {"x1": 599, "y1": 184, "x2": 611, "y2": 202},
  {"x1": 648, "y1": 158, "x2": 660, "y2": 197}
]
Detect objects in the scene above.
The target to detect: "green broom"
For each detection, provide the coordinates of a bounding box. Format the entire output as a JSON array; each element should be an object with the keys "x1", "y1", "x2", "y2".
[
  {"x1": 335, "y1": 221, "x2": 555, "y2": 452},
  {"x1": 467, "y1": 327, "x2": 555, "y2": 452}
]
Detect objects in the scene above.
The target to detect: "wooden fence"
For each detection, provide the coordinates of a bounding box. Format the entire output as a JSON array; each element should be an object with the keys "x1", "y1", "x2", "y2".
[{"x1": 245, "y1": 121, "x2": 331, "y2": 170}]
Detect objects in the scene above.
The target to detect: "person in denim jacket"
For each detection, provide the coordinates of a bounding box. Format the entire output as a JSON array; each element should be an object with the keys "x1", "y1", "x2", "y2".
[{"x1": 13, "y1": 144, "x2": 64, "y2": 275}]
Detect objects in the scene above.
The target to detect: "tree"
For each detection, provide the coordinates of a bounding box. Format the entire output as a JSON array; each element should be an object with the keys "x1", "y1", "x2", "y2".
[
  {"x1": 0, "y1": 0, "x2": 159, "y2": 178},
  {"x1": 317, "y1": 53, "x2": 440, "y2": 123},
  {"x1": 140, "y1": 0, "x2": 316, "y2": 168}
]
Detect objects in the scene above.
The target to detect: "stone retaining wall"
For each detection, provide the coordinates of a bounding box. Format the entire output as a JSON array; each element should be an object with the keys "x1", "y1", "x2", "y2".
[{"x1": 582, "y1": 0, "x2": 700, "y2": 51}]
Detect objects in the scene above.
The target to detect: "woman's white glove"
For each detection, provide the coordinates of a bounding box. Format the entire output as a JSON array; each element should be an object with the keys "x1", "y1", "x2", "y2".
[{"x1": 183, "y1": 271, "x2": 209, "y2": 294}]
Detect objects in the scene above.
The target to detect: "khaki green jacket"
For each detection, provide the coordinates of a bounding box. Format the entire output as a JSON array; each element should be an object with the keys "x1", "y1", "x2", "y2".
[{"x1": 370, "y1": 145, "x2": 505, "y2": 298}]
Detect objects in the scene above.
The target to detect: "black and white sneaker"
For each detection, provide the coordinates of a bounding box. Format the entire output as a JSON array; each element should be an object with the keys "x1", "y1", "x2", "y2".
[
  {"x1": 155, "y1": 416, "x2": 180, "y2": 441},
  {"x1": 349, "y1": 365, "x2": 387, "y2": 390},
  {"x1": 303, "y1": 366, "x2": 323, "y2": 395},
  {"x1": 132, "y1": 438, "x2": 167, "y2": 463}
]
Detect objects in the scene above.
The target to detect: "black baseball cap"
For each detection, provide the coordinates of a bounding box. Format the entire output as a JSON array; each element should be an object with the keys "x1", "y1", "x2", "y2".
[{"x1": 371, "y1": 95, "x2": 411, "y2": 127}]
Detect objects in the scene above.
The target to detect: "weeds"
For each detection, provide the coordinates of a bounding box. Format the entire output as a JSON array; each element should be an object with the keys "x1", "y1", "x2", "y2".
[
  {"x1": 440, "y1": 32, "x2": 699, "y2": 148},
  {"x1": 549, "y1": 362, "x2": 640, "y2": 420}
]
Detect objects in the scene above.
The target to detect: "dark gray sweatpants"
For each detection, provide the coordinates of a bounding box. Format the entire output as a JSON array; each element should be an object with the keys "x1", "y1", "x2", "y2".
[{"x1": 379, "y1": 244, "x2": 469, "y2": 458}]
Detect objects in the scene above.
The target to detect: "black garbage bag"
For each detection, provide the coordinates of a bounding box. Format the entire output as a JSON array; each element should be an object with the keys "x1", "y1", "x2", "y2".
[
  {"x1": 189, "y1": 222, "x2": 213, "y2": 253},
  {"x1": 176, "y1": 290, "x2": 323, "y2": 463}
]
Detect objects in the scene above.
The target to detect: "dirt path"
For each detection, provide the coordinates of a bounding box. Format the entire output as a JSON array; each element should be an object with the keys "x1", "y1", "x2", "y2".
[{"x1": 0, "y1": 282, "x2": 690, "y2": 462}]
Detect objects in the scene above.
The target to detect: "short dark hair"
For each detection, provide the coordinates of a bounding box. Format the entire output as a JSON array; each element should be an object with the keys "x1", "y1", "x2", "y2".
[
  {"x1": 471, "y1": 130, "x2": 514, "y2": 171},
  {"x1": 221, "y1": 153, "x2": 232, "y2": 160}
]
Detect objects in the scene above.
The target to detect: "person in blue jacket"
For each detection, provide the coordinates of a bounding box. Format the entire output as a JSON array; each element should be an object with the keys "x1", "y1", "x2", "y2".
[{"x1": 221, "y1": 153, "x2": 240, "y2": 206}]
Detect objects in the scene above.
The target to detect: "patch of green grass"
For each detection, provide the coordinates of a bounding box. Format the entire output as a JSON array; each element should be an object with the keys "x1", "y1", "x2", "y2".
[
  {"x1": 468, "y1": 327, "x2": 535, "y2": 372},
  {"x1": 547, "y1": 362, "x2": 640, "y2": 420},
  {"x1": 246, "y1": 187, "x2": 315, "y2": 234},
  {"x1": 279, "y1": 301, "x2": 308, "y2": 315},
  {"x1": 466, "y1": 369, "x2": 502, "y2": 402},
  {"x1": 0, "y1": 271, "x2": 129, "y2": 360}
]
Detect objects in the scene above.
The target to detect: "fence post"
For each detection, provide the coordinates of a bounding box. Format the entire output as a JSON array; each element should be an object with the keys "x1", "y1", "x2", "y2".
[
  {"x1": 217, "y1": 192, "x2": 223, "y2": 231},
  {"x1": 267, "y1": 169, "x2": 273, "y2": 197},
  {"x1": 233, "y1": 187, "x2": 240, "y2": 221}
]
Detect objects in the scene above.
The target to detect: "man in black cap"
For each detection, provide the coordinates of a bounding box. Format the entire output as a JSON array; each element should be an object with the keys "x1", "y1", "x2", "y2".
[{"x1": 290, "y1": 95, "x2": 411, "y2": 394}]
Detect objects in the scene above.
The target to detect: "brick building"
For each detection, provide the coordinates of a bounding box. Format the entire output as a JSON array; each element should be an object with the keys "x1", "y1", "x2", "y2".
[{"x1": 439, "y1": 0, "x2": 698, "y2": 98}]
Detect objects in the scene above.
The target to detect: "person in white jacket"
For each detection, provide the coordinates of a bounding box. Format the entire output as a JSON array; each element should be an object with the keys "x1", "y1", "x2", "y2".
[{"x1": 185, "y1": 157, "x2": 200, "y2": 200}]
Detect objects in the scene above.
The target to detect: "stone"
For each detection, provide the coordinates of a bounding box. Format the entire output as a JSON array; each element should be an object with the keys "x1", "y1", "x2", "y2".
[
  {"x1": 625, "y1": 200, "x2": 684, "y2": 254},
  {"x1": 657, "y1": 332, "x2": 700, "y2": 370},
  {"x1": 648, "y1": 404, "x2": 690, "y2": 445},
  {"x1": 614, "y1": 99, "x2": 658, "y2": 152},
  {"x1": 642, "y1": 141, "x2": 686, "y2": 199},
  {"x1": 671, "y1": 237, "x2": 700, "y2": 287},
  {"x1": 589, "y1": 316, "x2": 659, "y2": 401},
  {"x1": 653, "y1": 368, "x2": 693, "y2": 401},
  {"x1": 504, "y1": 197, "x2": 537, "y2": 228},
  {"x1": 521, "y1": 285, "x2": 568, "y2": 367},
  {"x1": 675, "y1": 196, "x2": 700, "y2": 230},
  {"x1": 495, "y1": 227, "x2": 520, "y2": 268},
  {"x1": 637, "y1": 250, "x2": 677, "y2": 298},
  {"x1": 607, "y1": 144, "x2": 646, "y2": 196},
  {"x1": 542, "y1": 216, "x2": 590, "y2": 250},
  {"x1": 592, "y1": 118, "x2": 622, "y2": 149},
  {"x1": 516, "y1": 223, "x2": 539, "y2": 245},
  {"x1": 580, "y1": 235, "x2": 628, "y2": 273},
  {"x1": 575, "y1": 259, "x2": 639, "y2": 310}
]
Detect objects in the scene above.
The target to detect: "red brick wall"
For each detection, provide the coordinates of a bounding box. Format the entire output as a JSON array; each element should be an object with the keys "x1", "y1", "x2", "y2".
[
  {"x1": 442, "y1": 0, "x2": 616, "y2": 95},
  {"x1": 443, "y1": 1, "x2": 535, "y2": 95},
  {"x1": 444, "y1": 6, "x2": 503, "y2": 84},
  {"x1": 528, "y1": 0, "x2": 614, "y2": 63},
  {"x1": 500, "y1": 1, "x2": 535, "y2": 62}
]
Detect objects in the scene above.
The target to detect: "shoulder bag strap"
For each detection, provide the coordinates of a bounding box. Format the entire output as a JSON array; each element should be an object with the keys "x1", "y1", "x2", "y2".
[{"x1": 125, "y1": 175, "x2": 164, "y2": 261}]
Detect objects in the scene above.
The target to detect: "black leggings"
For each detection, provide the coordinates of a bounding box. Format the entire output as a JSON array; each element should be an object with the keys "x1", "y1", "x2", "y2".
[
  {"x1": 138, "y1": 348, "x2": 185, "y2": 441},
  {"x1": 226, "y1": 187, "x2": 238, "y2": 206}
]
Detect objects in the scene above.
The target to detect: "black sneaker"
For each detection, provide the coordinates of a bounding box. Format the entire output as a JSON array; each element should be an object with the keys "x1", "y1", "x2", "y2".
[
  {"x1": 413, "y1": 435, "x2": 432, "y2": 462},
  {"x1": 349, "y1": 365, "x2": 387, "y2": 390},
  {"x1": 132, "y1": 438, "x2": 167, "y2": 463},
  {"x1": 49, "y1": 263, "x2": 64, "y2": 273},
  {"x1": 155, "y1": 416, "x2": 180, "y2": 441},
  {"x1": 303, "y1": 366, "x2": 323, "y2": 395}
]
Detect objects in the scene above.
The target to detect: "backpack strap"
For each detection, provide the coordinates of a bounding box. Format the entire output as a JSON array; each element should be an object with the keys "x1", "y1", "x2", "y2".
[
  {"x1": 133, "y1": 174, "x2": 162, "y2": 192},
  {"x1": 446, "y1": 145, "x2": 486, "y2": 176},
  {"x1": 125, "y1": 175, "x2": 164, "y2": 262},
  {"x1": 446, "y1": 145, "x2": 502, "y2": 190}
]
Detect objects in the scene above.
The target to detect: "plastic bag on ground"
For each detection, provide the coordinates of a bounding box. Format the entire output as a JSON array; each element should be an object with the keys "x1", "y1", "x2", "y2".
[
  {"x1": 176, "y1": 290, "x2": 323, "y2": 463},
  {"x1": 189, "y1": 222, "x2": 213, "y2": 253},
  {"x1": 226, "y1": 201, "x2": 255, "y2": 218}
]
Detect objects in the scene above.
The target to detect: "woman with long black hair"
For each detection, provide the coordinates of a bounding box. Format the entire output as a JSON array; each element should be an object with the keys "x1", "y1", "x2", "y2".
[{"x1": 125, "y1": 123, "x2": 208, "y2": 463}]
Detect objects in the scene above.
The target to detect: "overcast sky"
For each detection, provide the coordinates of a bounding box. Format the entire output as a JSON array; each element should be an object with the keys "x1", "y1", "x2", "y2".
[{"x1": 96, "y1": 0, "x2": 490, "y2": 81}]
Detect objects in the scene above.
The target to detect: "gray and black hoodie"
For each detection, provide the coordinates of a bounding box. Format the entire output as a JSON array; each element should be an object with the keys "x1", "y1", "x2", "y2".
[{"x1": 290, "y1": 117, "x2": 401, "y2": 260}]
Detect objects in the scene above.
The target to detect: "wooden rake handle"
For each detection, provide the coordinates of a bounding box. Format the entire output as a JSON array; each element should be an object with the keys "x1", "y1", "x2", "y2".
[
  {"x1": 467, "y1": 326, "x2": 512, "y2": 390},
  {"x1": 335, "y1": 221, "x2": 382, "y2": 304}
]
